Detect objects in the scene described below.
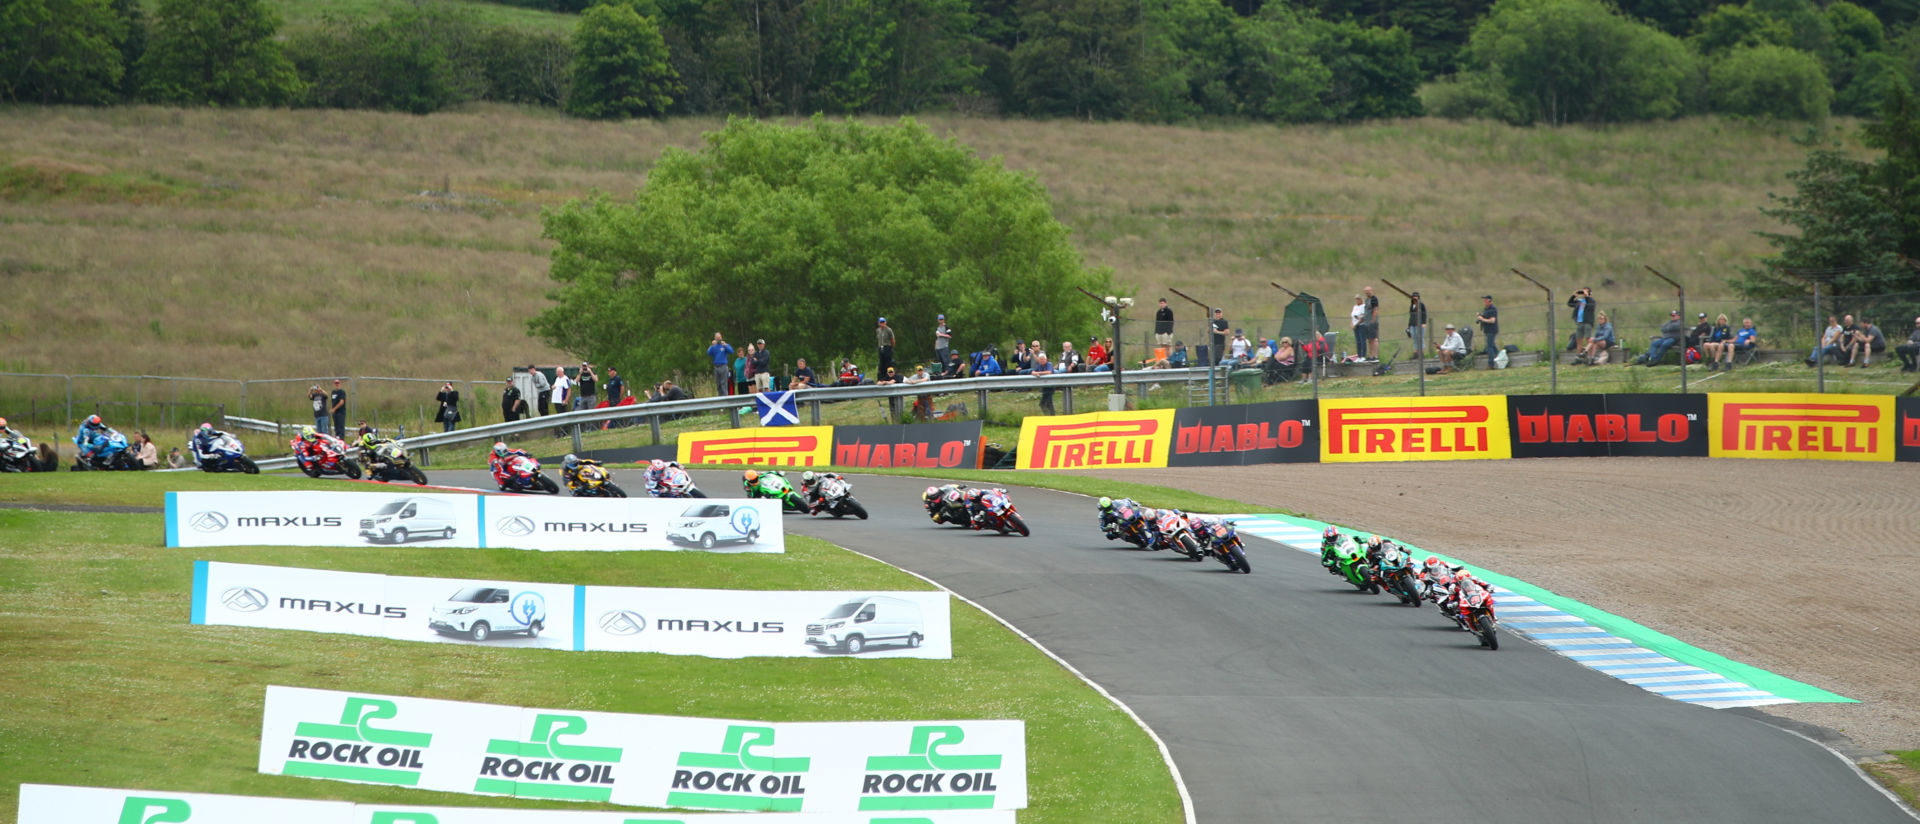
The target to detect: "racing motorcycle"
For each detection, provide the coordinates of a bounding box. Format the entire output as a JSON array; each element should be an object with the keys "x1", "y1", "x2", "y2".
[
  {"x1": 1153, "y1": 510, "x2": 1206, "y2": 560},
  {"x1": 1458, "y1": 585, "x2": 1499, "y2": 650},
  {"x1": 654, "y1": 464, "x2": 706, "y2": 498},
  {"x1": 495, "y1": 453, "x2": 558, "y2": 494},
  {"x1": 812, "y1": 475, "x2": 868, "y2": 519},
  {"x1": 1374, "y1": 543, "x2": 1423, "y2": 607},
  {"x1": 1332, "y1": 537, "x2": 1379, "y2": 594},
  {"x1": 930, "y1": 487, "x2": 974, "y2": 527},
  {"x1": 195, "y1": 432, "x2": 259, "y2": 474},
  {"x1": 570, "y1": 462, "x2": 625, "y2": 498},
  {"x1": 1, "y1": 433, "x2": 36, "y2": 472},
  {"x1": 362, "y1": 441, "x2": 424, "y2": 485},
  {"x1": 1204, "y1": 521, "x2": 1252, "y2": 573},
  {"x1": 972, "y1": 488, "x2": 1029, "y2": 536},
  {"x1": 1110, "y1": 505, "x2": 1155, "y2": 549},
  {"x1": 73, "y1": 428, "x2": 137, "y2": 471},
  {"x1": 748, "y1": 471, "x2": 810, "y2": 513},
  {"x1": 294, "y1": 434, "x2": 361, "y2": 479}
]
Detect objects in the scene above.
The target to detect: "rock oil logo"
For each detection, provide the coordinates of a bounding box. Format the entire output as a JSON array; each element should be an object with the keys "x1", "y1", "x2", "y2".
[
  {"x1": 117, "y1": 798, "x2": 190, "y2": 824},
  {"x1": 668, "y1": 725, "x2": 811, "y2": 811},
  {"x1": 1321, "y1": 396, "x2": 1511, "y2": 462},
  {"x1": 283, "y1": 696, "x2": 433, "y2": 786},
  {"x1": 1710, "y1": 394, "x2": 1893, "y2": 461},
  {"x1": 474, "y1": 713, "x2": 623, "y2": 802},
  {"x1": 859, "y1": 725, "x2": 1005, "y2": 811}
]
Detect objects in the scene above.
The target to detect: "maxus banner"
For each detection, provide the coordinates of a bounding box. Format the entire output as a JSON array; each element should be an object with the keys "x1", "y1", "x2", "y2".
[
  {"x1": 1708, "y1": 392, "x2": 1895, "y2": 461},
  {"x1": 257, "y1": 687, "x2": 1026, "y2": 814},
  {"x1": 16, "y1": 783, "x2": 1020, "y2": 824},
  {"x1": 1015, "y1": 410, "x2": 1175, "y2": 470},
  {"x1": 679, "y1": 426, "x2": 835, "y2": 466},
  {"x1": 1319, "y1": 395, "x2": 1512, "y2": 463},
  {"x1": 481, "y1": 495, "x2": 783, "y2": 554},
  {"x1": 191, "y1": 561, "x2": 952, "y2": 659}
]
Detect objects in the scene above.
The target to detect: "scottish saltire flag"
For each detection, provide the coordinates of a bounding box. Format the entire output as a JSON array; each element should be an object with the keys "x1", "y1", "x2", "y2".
[{"x1": 755, "y1": 390, "x2": 800, "y2": 426}]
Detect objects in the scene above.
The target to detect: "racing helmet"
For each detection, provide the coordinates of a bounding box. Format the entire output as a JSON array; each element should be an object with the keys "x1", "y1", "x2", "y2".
[
  {"x1": 1425, "y1": 556, "x2": 1440, "y2": 567},
  {"x1": 300, "y1": 425, "x2": 316, "y2": 440},
  {"x1": 649, "y1": 459, "x2": 666, "y2": 472},
  {"x1": 924, "y1": 486, "x2": 939, "y2": 502},
  {"x1": 493, "y1": 442, "x2": 509, "y2": 457},
  {"x1": 0, "y1": 417, "x2": 7, "y2": 428},
  {"x1": 564, "y1": 453, "x2": 579, "y2": 468},
  {"x1": 743, "y1": 470, "x2": 760, "y2": 483},
  {"x1": 359, "y1": 433, "x2": 378, "y2": 449},
  {"x1": 199, "y1": 422, "x2": 213, "y2": 433},
  {"x1": 1138, "y1": 507, "x2": 1156, "y2": 520},
  {"x1": 802, "y1": 471, "x2": 815, "y2": 483},
  {"x1": 1098, "y1": 496, "x2": 1113, "y2": 510},
  {"x1": 1323, "y1": 525, "x2": 1338, "y2": 541},
  {"x1": 1213, "y1": 524, "x2": 1231, "y2": 539},
  {"x1": 87, "y1": 414, "x2": 102, "y2": 427},
  {"x1": 1367, "y1": 535, "x2": 1383, "y2": 549}
]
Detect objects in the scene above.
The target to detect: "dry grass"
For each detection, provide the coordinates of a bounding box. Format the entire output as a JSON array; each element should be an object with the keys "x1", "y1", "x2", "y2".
[{"x1": 0, "y1": 105, "x2": 1854, "y2": 423}]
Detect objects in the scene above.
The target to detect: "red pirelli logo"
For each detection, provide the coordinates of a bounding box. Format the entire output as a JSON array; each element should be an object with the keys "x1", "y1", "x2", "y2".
[
  {"x1": 678, "y1": 425, "x2": 834, "y2": 466},
  {"x1": 1319, "y1": 396, "x2": 1511, "y2": 463},
  {"x1": 1016, "y1": 411, "x2": 1175, "y2": 470},
  {"x1": 1709, "y1": 394, "x2": 1890, "y2": 461}
]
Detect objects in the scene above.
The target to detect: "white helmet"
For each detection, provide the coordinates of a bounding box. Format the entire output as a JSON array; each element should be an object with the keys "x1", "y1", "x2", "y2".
[
  {"x1": 802, "y1": 471, "x2": 815, "y2": 483},
  {"x1": 493, "y1": 442, "x2": 509, "y2": 457},
  {"x1": 564, "y1": 453, "x2": 579, "y2": 467},
  {"x1": 650, "y1": 459, "x2": 666, "y2": 472}
]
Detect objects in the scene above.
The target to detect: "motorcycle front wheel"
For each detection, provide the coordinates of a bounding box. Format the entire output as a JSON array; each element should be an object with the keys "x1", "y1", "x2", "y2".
[
  {"x1": 238, "y1": 456, "x2": 260, "y2": 475},
  {"x1": 844, "y1": 499, "x2": 868, "y2": 520},
  {"x1": 604, "y1": 483, "x2": 627, "y2": 498},
  {"x1": 538, "y1": 475, "x2": 560, "y2": 494},
  {"x1": 408, "y1": 467, "x2": 428, "y2": 485},
  {"x1": 1477, "y1": 614, "x2": 1499, "y2": 650},
  {"x1": 1007, "y1": 512, "x2": 1030, "y2": 537},
  {"x1": 1230, "y1": 546, "x2": 1250, "y2": 573},
  {"x1": 342, "y1": 459, "x2": 362, "y2": 480}
]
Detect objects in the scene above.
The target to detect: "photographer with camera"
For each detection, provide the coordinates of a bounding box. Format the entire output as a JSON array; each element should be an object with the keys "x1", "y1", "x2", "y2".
[
  {"x1": 575, "y1": 362, "x2": 597, "y2": 410},
  {"x1": 1567, "y1": 287, "x2": 1597, "y2": 353},
  {"x1": 435, "y1": 382, "x2": 461, "y2": 431}
]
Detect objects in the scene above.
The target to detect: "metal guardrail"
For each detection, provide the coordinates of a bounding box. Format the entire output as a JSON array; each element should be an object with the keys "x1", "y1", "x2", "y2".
[{"x1": 248, "y1": 366, "x2": 1229, "y2": 471}]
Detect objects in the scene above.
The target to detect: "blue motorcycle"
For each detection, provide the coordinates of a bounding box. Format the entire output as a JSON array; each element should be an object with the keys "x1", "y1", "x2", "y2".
[
  {"x1": 72, "y1": 428, "x2": 135, "y2": 471},
  {"x1": 1374, "y1": 543, "x2": 1424, "y2": 607},
  {"x1": 1202, "y1": 521, "x2": 1252, "y2": 574},
  {"x1": 195, "y1": 432, "x2": 259, "y2": 474}
]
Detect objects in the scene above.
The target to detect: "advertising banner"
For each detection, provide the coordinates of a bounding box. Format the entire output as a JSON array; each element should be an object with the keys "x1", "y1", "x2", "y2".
[
  {"x1": 1899, "y1": 397, "x2": 1920, "y2": 463},
  {"x1": 833, "y1": 421, "x2": 983, "y2": 469},
  {"x1": 166, "y1": 492, "x2": 481, "y2": 549},
  {"x1": 1509, "y1": 394, "x2": 1707, "y2": 459},
  {"x1": 1169, "y1": 400, "x2": 1318, "y2": 466},
  {"x1": 1319, "y1": 395, "x2": 1512, "y2": 463},
  {"x1": 191, "y1": 562, "x2": 951, "y2": 659},
  {"x1": 257, "y1": 686, "x2": 1027, "y2": 814},
  {"x1": 1015, "y1": 410, "x2": 1175, "y2": 470},
  {"x1": 1707, "y1": 393, "x2": 1894, "y2": 461},
  {"x1": 480, "y1": 495, "x2": 783, "y2": 554},
  {"x1": 17, "y1": 784, "x2": 1018, "y2": 824},
  {"x1": 680, "y1": 426, "x2": 834, "y2": 467}
]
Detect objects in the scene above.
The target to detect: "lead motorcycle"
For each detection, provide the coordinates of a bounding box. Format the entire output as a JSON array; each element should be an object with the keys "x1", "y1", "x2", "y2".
[
  {"x1": 972, "y1": 488, "x2": 1030, "y2": 536},
  {"x1": 654, "y1": 464, "x2": 706, "y2": 498},
  {"x1": 1109, "y1": 504, "x2": 1156, "y2": 549},
  {"x1": 1457, "y1": 584, "x2": 1499, "y2": 650},
  {"x1": 930, "y1": 487, "x2": 974, "y2": 527},
  {"x1": 494, "y1": 452, "x2": 558, "y2": 493},
  {"x1": 812, "y1": 475, "x2": 868, "y2": 519},
  {"x1": 1374, "y1": 542, "x2": 1423, "y2": 607},
  {"x1": 293, "y1": 433, "x2": 360, "y2": 479},
  {"x1": 745, "y1": 470, "x2": 810, "y2": 513},
  {"x1": 1332, "y1": 536, "x2": 1378, "y2": 594},
  {"x1": 571, "y1": 462, "x2": 625, "y2": 498},
  {"x1": 1203, "y1": 521, "x2": 1252, "y2": 573},
  {"x1": 196, "y1": 431, "x2": 259, "y2": 474},
  {"x1": 363, "y1": 440, "x2": 426, "y2": 485}
]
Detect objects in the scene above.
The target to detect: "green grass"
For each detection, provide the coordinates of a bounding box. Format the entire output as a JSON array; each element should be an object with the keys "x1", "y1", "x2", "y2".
[
  {"x1": 258, "y1": 0, "x2": 579, "y2": 33},
  {"x1": 0, "y1": 469, "x2": 413, "y2": 508},
  {"x1": 0, "y1": 507, "x2": 1181, "y2": 822},
  {"x1": 1867, "y1": 751, "x2": 1920, "y2": 808}
]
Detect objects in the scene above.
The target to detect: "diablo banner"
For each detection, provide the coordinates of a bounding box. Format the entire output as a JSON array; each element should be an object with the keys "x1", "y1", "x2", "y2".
[
  {"x1": 1509, "y1": 394, "x2": 1707, "y2": 459},
  {"x1": 680, "y1": 426, "x2": 834, "y2": 467},
  {"x1": 1319, "y1": 395, "x2": 1511, "y2": 463},
  {"x1": 1707, "y1": 393, "x2": 1893, "y2": 461},
  {"x1": 1015, "y1": 410, "x2": 1175, "y2": 470},
  {"x1": 16, "y1": 784, "x2": 1019, "y2": 824},
  {"x1": 1900, "y1": 397, "x2": 1920, "y2": 463},
  {"x1": 165, "y1": 491, "x2": 481, "y2": 549},
  {"x1": 1169, "y1": 400, "x2": 1318, "y2": 466},
  {"x1": 833, "y1": 421, "x2": 983, "y2": 469},
  {"x1": 191, "y1": 561, "x2": 951, "y2": 659},
  {"x1": 257, "y1": 686, "x2": 1026, "y2": 814},
  {"x1": 480, "y1": 495, "x2": 783, "y2": 554}
]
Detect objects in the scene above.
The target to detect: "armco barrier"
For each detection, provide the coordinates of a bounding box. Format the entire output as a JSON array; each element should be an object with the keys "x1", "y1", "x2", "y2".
[
  {"x1": 19, "y1": 783, "x2": 1019, "y2": 823},
  {"x1": 193, "y1": 561, "x2": 953, "y2": 659},
  {"x1": 258, "y1": 685, "x2": 1023, "y2": 812}
]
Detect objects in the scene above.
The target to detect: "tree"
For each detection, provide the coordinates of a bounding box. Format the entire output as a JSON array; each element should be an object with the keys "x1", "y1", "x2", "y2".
[
  {"x1": 1690, "y1": 4, "x2": 1794, "y2": 57},
  {"x1": 1227, "y1": 6, "x2": 1334, "y2": 121},
  {"x1": 530, "y1": 117, "x2": 1112, "y2": 384},
  {"x1": 1456, "y1": 0, "x2": 1697, "y2": 124},
  {"x1": 137, "y1": 0, "x2": 300, "y2": 105},
  {"x1": 1707, "y1": 44, "x2": 1832, "y2": 120},
  {"x1": 567, "y1": 3, "x2": 679, "y2": 118},
  {"x1": 1311, "y1": 18, "x2": 1424, "y2": 120},
  {"x1": 0, "y1": 0, "x2": 126, "y2": 104}
]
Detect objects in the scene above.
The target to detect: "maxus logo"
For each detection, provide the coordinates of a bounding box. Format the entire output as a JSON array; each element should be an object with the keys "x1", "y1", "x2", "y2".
[
  {"x1": 859, "y1": 725, "x2": 1003, "y2": 811},
  {"x1": 235, "y1": 515, "x2": 345, "y2": 528},
  {"x1": 1711, "y1": 395, "x2": 1893, "y2": 461},
  {"x1": 496, "y1": 515, "x2": 648, "y2": 535},
  {"x1": 284, "y1": 696, "x2": 434, "y2": 786},
  {"x1": 188, "y1": 512, "x2": 229, "y2": 533},
  {"x1": 668, "y1": 725, "x2": 811, "y2": 812},
  {"x1": 1017, "y1": 411, "x2": 1175, "y2": 470},
  {"x1": 599, "y1": 610, "x2": 647, "y2": 635},
  {"x1": 220, "y1": 587, "x2": 269, "y2": 612},
  {"x1": 277, "y1": 596, "x2": 407, "y2": 619},
  {"x1": 1322, "y1": 397, "x2": 1511, "y2": 462},
  {"x1": 496, "y1": 516, "x2": 536, "y2": 537},
  {"x1": 476, "y1": 713, "x2": 624, "y2": 802},
  {"x1": 117, "y1": 797, "x2": 191, "y2": 824}
]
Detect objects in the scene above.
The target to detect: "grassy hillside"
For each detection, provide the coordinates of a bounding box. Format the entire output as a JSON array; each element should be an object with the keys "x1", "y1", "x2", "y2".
[{"x1": 0, "y1": 106, "x2": 1853, "y2": 404}]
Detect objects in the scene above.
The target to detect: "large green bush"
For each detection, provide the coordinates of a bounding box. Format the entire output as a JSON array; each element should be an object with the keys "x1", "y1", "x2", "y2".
[
  {"x1": 137, "y1": 0, "x2": 300, "y2": 106},
  {"x1": 0, "y1": 0, "x2": 126, "y2": 104},
  {"x1": 1708, "y1": 44, "x2": 1832, "y2": 120},
  {"x1": 565, "y1": 2, "x2": 678, "y2": 118},
  {"x1": 1454, "y1": 0, "x2": 1697, "y2": 124}
]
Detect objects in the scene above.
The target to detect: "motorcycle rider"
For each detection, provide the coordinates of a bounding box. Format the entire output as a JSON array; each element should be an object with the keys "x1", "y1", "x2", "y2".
[
  {"x1": 75, "y1": 417, "x2": 129, "y2": 469},
  {"x1": 1318, "y1": 526, "x2": 1344, "y2": 572},
  {"x1": 561, "y1": 453, "x2": 604, "y2": 492},
  {"x1": 489, "y1": 441, "x2": 530, "y2": 486},
  {"x1": 643, "y1": 459, "x2": 672, "y2": 496},
  {"x1": 799, "y1": 470, "x2": 845, "y2": 513},
  {"x1": 357, "y1": 430, "x2": 398, "y2": 475},
  {"x1": 1097, "y1": 496, "x2": 1144, "y2": 539},
  {"x1": 1133, "y1": 507, "x2": 1164, "y2": 548},
  {"x1": 926, "y1": 484, "x2": 964, "y2": 514},
  {"x1": 972, "y1": 487, "x2": 1011, "y2": 528},
  {"x1": 743, "y1": 469, "x2": 785, "y2": 498},
  {"x1": 74, "y1": 414, "x2": 105, "y2": 446},
  {"x1": 0, "y1": 417, "x2": 23, "y2": 443},
  {"x1": 190, "y1": 422, "x2": 233, "y2": 465}
]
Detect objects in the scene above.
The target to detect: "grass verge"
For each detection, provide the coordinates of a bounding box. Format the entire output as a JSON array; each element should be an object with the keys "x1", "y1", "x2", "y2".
[
  {"x1": 1865, "y1": 751, "x2": 1920, "y2": 809},
  {"x1": 0, "y1": 470, "x2": 413, "y2": 509},
  {"x1": 0, "y1": 508, "x2": 1181, "y2": 822}
]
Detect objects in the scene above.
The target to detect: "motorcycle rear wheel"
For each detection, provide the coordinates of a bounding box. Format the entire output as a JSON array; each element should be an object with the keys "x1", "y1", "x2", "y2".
[{"x1": 301, "y1": 462, "x2": 321, "y2": 478}]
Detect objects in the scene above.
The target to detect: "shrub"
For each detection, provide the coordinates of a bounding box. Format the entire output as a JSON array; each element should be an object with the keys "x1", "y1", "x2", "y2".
[
  {"x1": 1458, "y1": 0, "x2": 1697, "y2": 124},
  {"x1": 1707, "y1": 44, "x2": 1831, "y2": 121}
]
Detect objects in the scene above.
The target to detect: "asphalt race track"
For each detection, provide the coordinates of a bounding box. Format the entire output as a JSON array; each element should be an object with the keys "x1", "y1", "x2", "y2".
[{"x1": 431, "y1": 468, "x2": 1913, "y2": 824}]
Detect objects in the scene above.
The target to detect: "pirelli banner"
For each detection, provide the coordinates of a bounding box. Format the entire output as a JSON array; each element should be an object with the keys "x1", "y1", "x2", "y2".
[
  {"x1": 1320, "y1": 395, "x2": 1511, "y2": 463},
  {"x1": 1015, "y1": 410, "x2": 1175, "y2": 470},
  {"x1": 257, "y1": 686, "x2": 1026, "y2": 814},
  {"x1": 679, "y1": 421, "x2": 984, "y2": 469}
]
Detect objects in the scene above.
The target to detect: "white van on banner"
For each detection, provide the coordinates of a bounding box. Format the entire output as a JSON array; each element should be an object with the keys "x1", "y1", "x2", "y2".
[
  {"x1": 192, "y1": 561, "x2": 952, "y2": 659},
  {"x1": 16, "y1": 784, "x2": 1019, "y2": 824},
  {"x1": 481, "y1": 495, "x2": 782, "y2": 553},
  {"x1": 165, "y1": 491, "x2": 784, "y2": 554},
  {"x1": 257, "y1": 686, "x2": 1027, "y2": 814}
]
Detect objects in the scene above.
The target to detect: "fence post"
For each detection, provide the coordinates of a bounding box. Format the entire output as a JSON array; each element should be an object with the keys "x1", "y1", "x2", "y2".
[
  {"x1": 64, "y1": 375, "x2": 72, "y2": 429},
  {"x1": 810, "y1": 399, "x2": 821, "y2": 426},
  {"x1": 976, "y1": 389, "x2": 988, "y2": 420},
  {"x1": 649, "y1": 414, "x2": 661, "y2": 445},
  {"x1": 135, "y1": 378, "x2": 143, "y2": 431},
  {"x1": 1063, "y1": 385, "x2": 1074, "y2": 415},
  {"x1": 1511, "y1": 269, "x2": 1555, "y2": 394}
]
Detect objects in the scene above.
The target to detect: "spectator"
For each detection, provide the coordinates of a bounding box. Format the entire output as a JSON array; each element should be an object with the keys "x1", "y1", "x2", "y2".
[
  {"x1": 1849, "y1": 318, "x2": 1885, "y2": 367},
  {"x1": 1087, "y1": 336, "x2": 1108, "y2": 371},
  {"x1": 501, "y1": 376, "x2": 527, "y2": 422},
  {"x1": 1360, "y1": 285, "x2": 1381, "y2": 361},
  {"x1": 1637, "y1": 310, "x2": 1685, "y2": 365},
  {"x1": 1896, "y1": 316, "x2": 1920, "y2": 373},
  {"x1": 940, "y1": 350, "x2": 967, "y2": 379},
  {"x1": 308, "y1": 384, "x2": 328, "y2": 433},
  {"x1": 167, "y1": 446, "x2": 189, "y2": 469},
  {"x1": 134, "y1": 431, "x2": 158, "y2": 469},
  {"x1": 528, "y1": 365, "x2": 551, "y2": 416},
  {"x1": 1726, "y1": 317, "x2": 1760, "y2": 370},
  {"x1": 707, "y1": 333, "x2": 734, "y2": 396},
  {"x1": 1210, "y1": 308, "x2": 1229, "y2": 365},
  {"x1": 1154, "y1": 298, "x2": 1174, "y2": 347},
  {"x1": 604, "y1": 367, "x2": 626, "y2": 404},
  {"x1": 877, "y1": 366, "x2": 899, "y2": 385},
  {"x1": 752, "y1": 340, "x2": 773, "y2": 391},
  {"x1": 1349, "y1": 294, "x2": 1366, "y2": 358},
  {"x1": 905, "y1": 363, "x2": 931, "y2": 384},
  {"x1": 1032, "y1": 352, "x2": 1056, "y2": 414},
  {"x1": 1059, "y1": 340, "x2": 1082, "y2": 372},
  {"x1": 1808, "y1": 315, "x2": 1843, "y2": 367},
  {"x1": 35, "y1": 441, "x2": 59, "y2": 472},
  {"x1": 1830, "y1": 314, "x2": 1860, "y2": 366},
  {"x1": 1226, "y1": 329, "x2": 1252, "y2": 366},
  {"x1": 934, "y1": 314, "x2": 952, "y2": 365},
  {"x1": 576, "y1": 363, "x2": 597, "y2": 410},
  {"x1": 1267, "y1": 337, "x2": 1297, "y2": 384},
  {"x1": 1102, "y1": 336, "x2": 1117, "y2": 368},
  {"x1": 1685, "y1": 313, "x2": 1712, "y2": 352},
  {"x1": 329, "y1": 379, "x2": 347, "y2": 438},
  {"x1": 651, "y1": 380, "x2": 691, "y2": 403},
  {"x1": 1700, "y1": 314, "x2": 1733, "y2": 371},
  {"x1": 793, "y1": 358, "x2": 816, "y2": 388},
  {"x1": 734, "y1": 344, "x2": 751, "y2": 395},
  {"x1": 1011, "y1": 341, "x2": 1031, "y2": 374},
  {"x1": 877, "y1": 317, "x2": 896, "y2": 376},
  {"x1": 1169, "y1": 341, "x2": 1188, "y2": 368},
  {"x1": 1436, "y1": 323, "x2": 1467, "y2": 373},
  {"x1": 436, "y1": 382, "x2": 461, "y2": 431},
  {"x1": 977, "y1": 349, "x2": 1004, "y2": 376},
  {"x1": 837, "y1": 359, "x2": 863, "y2": 386},
  {"x1": 550, "y1": 365, "x2": 573, "y2": 411},
  {"x1": 1578, "y1": 311, "x2": 1617, "y2": 365},
  {"x1": 1568, "y1": 287, "x2": 1597, "y2": 352},
  {"x1": 1406, "y1": 292, "x2": 1428, "y2": 352},
  {"x1": 1476, "y1": 295, "x2": 1499, "y2": 366}
]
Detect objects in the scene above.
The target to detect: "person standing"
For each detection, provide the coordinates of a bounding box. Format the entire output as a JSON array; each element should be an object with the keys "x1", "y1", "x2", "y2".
[
  {"x1": 752, "y1": 340, "x2": 773, "y2": 392},
  {"x1": 707, "y1": 333, "x2": 734, "y2": 396},
  {"x1": 1032, "y1": 352, "x2": 1056, "y2": 414},
  {"x1": 1210, "y1": 308, "x2": 1229, "y2": 365},
  {"x1": 576, "y1": 363, "x2": 597, "y2": 410},
  {"x1": 734, "y1": 344, "x2": 752, "y2": 395},
  {"x1": 603, "y1": 367, "x2": 626, "y2": 405},
  {"x1": 1350, "y1": 294, "x2": 1366, "y2": 361},
  {"x1": 501, "y1": 375, "x2": 527, "y2": 423},
  {"x1": 1361, "y1": 286, "x2": 1381, "y2": 361},
  {"x1": 529, "y1": 365, "x2": 551, "y2": 417},
  {"x1": 1475, "y1": 295, "x2": 1500, "y2": 367},
  {"x1": 934, "y1": 314, "x2": 952, "y2": 365},
  {"x1": 550, "y1": 366, "x2": 572, "y2": 412},
  {"x1": 877, "y1": 317, "x2": 897, "y2": 376},
  {"x1": 436, "y1": 382, "x2": 461, "y2": 432},
  {"x1": 1154, "y1": 298, "x2": 1174, "y2": 347},
  {"x1": 1406, "y1": 293, "x2": 1428, "y2": 353},
  {"x1": 329, "y1": 379, "x2": 348, "y2": 438},
  {"x1": 1567, "y1": 288, "x2": 1597, "y2": 352},
  {"x1": 309, "y1": 384, "x2": 329, "y2": 433}
]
